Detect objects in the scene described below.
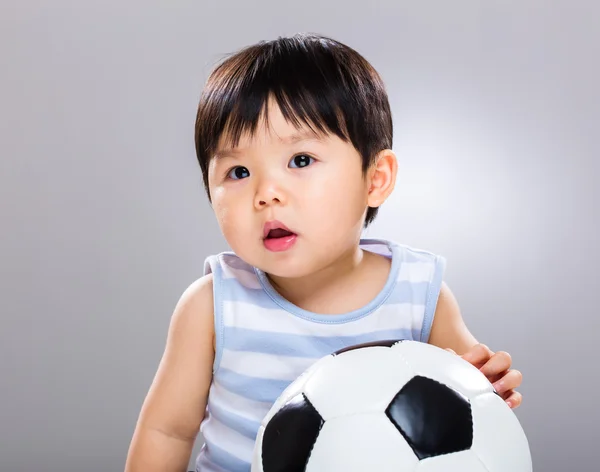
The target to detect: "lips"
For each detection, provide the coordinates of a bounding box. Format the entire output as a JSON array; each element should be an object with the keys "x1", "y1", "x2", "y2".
[
  {"x1": 262, "y1": 220, "x2": 298, "y2": 252},
  {"x1": 265, "y1": 234, "x2": 296, "y2": 252}
]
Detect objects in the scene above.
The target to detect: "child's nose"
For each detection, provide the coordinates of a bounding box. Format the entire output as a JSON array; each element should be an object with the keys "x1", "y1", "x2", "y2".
[{"x1": 254, "y1": 178, "x2": 287, "y2": 208}]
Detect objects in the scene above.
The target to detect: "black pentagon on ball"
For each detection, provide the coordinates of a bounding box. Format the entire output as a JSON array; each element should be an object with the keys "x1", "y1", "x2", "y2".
[
  {"x1": 385, "y1": 375, "x2": 473, "y2": 460},
  {"x1": 333, "y1": 339, "x2": 406, "y2": 355},
  {"x1": 261, "y1": 393, "x2": 324, "y2": 472}
]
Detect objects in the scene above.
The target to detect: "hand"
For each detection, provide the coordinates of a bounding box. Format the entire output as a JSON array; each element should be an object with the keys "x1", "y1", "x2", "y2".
[{"x1": 446, "y1": 344, "x2": 523, "y2": 409}]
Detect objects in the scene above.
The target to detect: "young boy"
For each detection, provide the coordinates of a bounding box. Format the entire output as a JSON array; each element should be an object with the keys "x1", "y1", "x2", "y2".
[{"x1": 125, "y1": 33, "x2": 523, "y2": 472}]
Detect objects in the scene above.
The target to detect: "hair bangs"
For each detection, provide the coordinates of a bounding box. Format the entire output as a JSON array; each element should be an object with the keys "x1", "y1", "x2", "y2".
[{"x1": 196, "y1": 41, "x2": 352, "y2": 160}]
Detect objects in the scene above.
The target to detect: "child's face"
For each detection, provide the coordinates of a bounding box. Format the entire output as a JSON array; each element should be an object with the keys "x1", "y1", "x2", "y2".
[{"x1": 207, "y1": 101, "x2": 372, "y2": 278}]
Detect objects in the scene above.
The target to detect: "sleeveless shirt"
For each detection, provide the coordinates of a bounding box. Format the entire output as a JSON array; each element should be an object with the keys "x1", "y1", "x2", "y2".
[{"x1": 194, "y1": 238, "x2": 446, "y2": 472}]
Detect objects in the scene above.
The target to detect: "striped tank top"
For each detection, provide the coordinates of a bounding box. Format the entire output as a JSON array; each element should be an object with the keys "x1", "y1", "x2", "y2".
[{"x1": 195, "y1": 238, "x2": 446, "y2": 472}]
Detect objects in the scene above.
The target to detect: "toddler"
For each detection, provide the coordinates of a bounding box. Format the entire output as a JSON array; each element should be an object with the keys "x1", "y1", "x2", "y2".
[{"x1": 125, "y1": 33, "x2": 522, "y2": 472}]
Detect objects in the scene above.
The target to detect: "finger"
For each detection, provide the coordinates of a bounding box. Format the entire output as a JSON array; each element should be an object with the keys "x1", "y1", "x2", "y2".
[
  {"x1": 503, "y1": 390, "x2": 522, "y2": 409},
  {"x1": 461, "y1": 343, "x2": 494, "y2": 368},
  {"x1": 445, "y1": 348, "x2": 457, "y2": 355},
  {"x1": 492, "y1": 369, "x2": 523, "y2": 394},
  {"x1": 487, "y1": 369, "x2": 508, "y2": 385},
  {"x1": 480, "y1": 351, "x2": 512, "y2": 377}
]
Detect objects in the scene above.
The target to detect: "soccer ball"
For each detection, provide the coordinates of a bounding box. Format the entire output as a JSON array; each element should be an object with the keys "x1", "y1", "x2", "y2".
[{"x1": 251, "y1": 339, "x2": 532, "y2": 472}]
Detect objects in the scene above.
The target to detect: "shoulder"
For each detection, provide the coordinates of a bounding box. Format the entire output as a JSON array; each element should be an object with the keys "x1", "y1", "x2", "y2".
[
  {"x1": 169, "y1": 273, "x2": 215, "y2": 350},
  {"x1": 387, "y1": 239, "x2": 446, "y2": 266},
  {"x1": 204, "y1": 250, "x2": 263, "y2": 292},
  {"x1": 176, "y1": 273, "x2": 214, "y2": 311},
  {"x1": 204, "y1": 250, "x2": 256, "y2": 277},
  {"x1": 363, "y1": 238, "x2": 446, "y2": 273}
]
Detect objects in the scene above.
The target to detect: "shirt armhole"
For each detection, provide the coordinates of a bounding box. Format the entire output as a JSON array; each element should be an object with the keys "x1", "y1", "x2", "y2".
[
  {"x1": 204, "y1": 255, "x2": 224, "y2": 374},
  {"x1": 420, "y1": 254, "x2": 447, "y2": 343}
]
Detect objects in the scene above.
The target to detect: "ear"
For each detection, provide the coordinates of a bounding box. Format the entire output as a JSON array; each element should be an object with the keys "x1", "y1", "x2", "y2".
[{"x1": 366, "y1": 149, "x2": 398, "y2": 208}]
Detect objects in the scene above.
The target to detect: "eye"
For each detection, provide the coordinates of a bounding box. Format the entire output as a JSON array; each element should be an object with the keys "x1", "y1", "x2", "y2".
[
  {"x1": 227, "y1": 166, "x2": 250, "y2": 180},
  {"x1": 289, "y1": 154, "x2": 315, "y2": 169}
]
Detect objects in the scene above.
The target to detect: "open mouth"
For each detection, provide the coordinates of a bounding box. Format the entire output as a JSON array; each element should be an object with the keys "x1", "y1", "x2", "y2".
[
  {"x1": 265, "y1": 228, "x2": 295, "y2": 239},
  {"x1": 262, "y1": 221, "x2": 298, "y2": 252}
]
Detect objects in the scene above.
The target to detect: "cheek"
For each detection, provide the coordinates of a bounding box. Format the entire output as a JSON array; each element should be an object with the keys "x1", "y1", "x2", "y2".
[
  {"x1": 212, "y1": 192, "x2": 237, "y2": 234},
  {"x1": 302, "y1": 167, "x2": 368, "y2": 219},
  {"x1": 212, "y1": 188, "x2": 256, "y2": 243}
]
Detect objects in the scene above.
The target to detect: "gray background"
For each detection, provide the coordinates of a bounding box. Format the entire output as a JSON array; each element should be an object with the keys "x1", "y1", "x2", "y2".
[{"x1": 1, "y1": 1, "x2": 598, "y2": 471}]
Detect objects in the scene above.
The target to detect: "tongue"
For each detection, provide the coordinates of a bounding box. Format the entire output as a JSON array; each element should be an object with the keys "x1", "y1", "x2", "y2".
[{"x1": 268, "y1": 228, "x2": 293, "y2": 239}]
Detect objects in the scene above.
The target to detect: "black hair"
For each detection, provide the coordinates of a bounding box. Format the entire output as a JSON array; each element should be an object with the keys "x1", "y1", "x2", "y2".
[{"x1": 194, "y1": 32, "x2": 393, "y2": 226}]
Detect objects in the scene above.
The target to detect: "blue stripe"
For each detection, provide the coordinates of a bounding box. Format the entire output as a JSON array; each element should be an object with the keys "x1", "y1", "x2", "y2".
[
  {"x1": 208, "y1": 397, "x2": 262, "y2": 440},
  {"x1": 222, "y1": 327, "x2": 419, "y2": 358},
  {"x1": 216, "y1": 368, "x2": 292, "y2": 403},
  {"x1": 218, "y1": 278, "x2": 431, "y2": 309},
  {"x1": 386, "y1": 280, "x2": 430, "y2": 305},
  {"x1": 196, "y1": 440, "x2": 250, "y2": 472}
]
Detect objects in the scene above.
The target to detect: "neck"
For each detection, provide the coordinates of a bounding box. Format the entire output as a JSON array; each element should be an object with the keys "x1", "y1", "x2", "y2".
[{"x1": 265, "y1": 243, "x2": 368, "y2": 312}]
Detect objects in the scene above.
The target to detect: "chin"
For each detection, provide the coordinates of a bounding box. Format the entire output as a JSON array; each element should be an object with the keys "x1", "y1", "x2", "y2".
[{"x1": 242, "y1": 251, "x2": 313, "y2": 279}]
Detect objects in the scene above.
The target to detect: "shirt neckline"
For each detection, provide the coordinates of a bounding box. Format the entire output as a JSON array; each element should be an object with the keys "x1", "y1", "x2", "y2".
[{"x1": 253, "y1": 238, "x2": 400, "y2": 324}]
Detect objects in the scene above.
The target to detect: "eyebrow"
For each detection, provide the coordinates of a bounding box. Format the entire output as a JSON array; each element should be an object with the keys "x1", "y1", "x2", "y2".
[{"x1": 214, "y1": 130, "x2": 323, "y2": 159}]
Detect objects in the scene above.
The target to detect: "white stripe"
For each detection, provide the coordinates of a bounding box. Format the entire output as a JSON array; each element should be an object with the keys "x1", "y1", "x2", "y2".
[
  {"x1": 361, "y1": 241, "x2": 392, "y2": 253},
  {"x1": 201, "y1": 417, "x2": 254, "y2": 463},
  {"x1": 223, "y1": 301, "x2": 425, "y2": 336},
  {"x1": 209, "y1": 380, "x2": 273, "y2": 421},
  {"x1": 396, "y1": 261, "x2": 434, "y2": 283},
  {"x1": 409, "y1": 309, "x2": 425, "y2": 332},
  {"x1": 219, "y1": 349, "x2": 319, "y2": 381}
]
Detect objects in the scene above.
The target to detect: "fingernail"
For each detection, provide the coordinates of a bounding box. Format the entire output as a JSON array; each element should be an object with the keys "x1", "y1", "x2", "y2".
[
  {"x1": 506, "y1": 400, "x2": 513, "y2": 408},
  {"x1": 493, "y1": 381, "x2": 503, "y2": 392}
]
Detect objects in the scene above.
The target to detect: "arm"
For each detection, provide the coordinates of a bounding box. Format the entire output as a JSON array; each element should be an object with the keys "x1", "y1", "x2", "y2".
[
  {"x1": 125, "y1": 274, "x2": 215, "y2": 472},
  {"x1": 428, "y1": 281, "x2": 523, "y2": 408},
  {"x1": 427, "y1": 281, "x2": 479, "y2": 355}
]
